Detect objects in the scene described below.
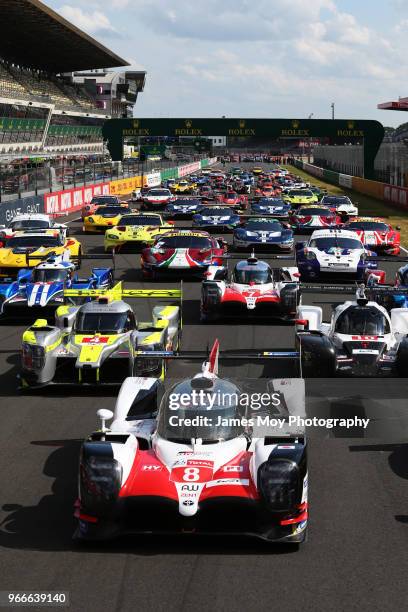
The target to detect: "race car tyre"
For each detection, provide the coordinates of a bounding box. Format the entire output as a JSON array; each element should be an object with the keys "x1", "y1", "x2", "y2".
[{"x1": 396, "y1": 338, "x2": 408, "y2": 376}]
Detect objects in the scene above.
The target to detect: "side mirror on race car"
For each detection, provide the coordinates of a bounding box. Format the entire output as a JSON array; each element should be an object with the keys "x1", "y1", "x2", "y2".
[
  {"x1": 97, "y1": 408, "x2": 113, "y2": 432},
  {"x1": 295, "y1": 319, "x2": 309, "y2": 330}
]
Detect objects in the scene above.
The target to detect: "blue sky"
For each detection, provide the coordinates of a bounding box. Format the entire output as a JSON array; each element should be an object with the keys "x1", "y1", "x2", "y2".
[{"x1": 45, "y1": 0, "x2": 408, "y2": 127}]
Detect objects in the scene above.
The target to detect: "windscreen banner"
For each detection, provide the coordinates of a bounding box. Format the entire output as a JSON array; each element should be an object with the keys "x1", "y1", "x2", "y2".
[
  {"x1": 44, "y1": 182, "x2": 110, "y2": 216},
  {"x1": 0, "y1": 195, "x2": 44, "y2": 226}
]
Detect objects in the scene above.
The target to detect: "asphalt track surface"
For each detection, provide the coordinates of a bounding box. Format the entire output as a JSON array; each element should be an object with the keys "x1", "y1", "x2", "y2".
[{"x1": 1, "y1": 163, "x2": 408, "y2": 612}]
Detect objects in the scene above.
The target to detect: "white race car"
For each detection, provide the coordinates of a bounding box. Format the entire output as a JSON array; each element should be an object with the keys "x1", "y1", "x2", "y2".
[
  {"x1": 295, "y1": 285, "x2": 408, "y2": 376},
  {"x1": 0, "y1": 213, "x2": 69, "y2": 240},
  {"x1": 320, "y1": 195, "x2": 358, "y2": 217},
  {"x1": 295, "y1": 229, "x2": 384, "y2": 283},
  {"x1": 141, "y1": 188, "x2": 174, "y2": 209},
  {"x1": 74, "y1": 340, "x2": 308, "y2": 543}
]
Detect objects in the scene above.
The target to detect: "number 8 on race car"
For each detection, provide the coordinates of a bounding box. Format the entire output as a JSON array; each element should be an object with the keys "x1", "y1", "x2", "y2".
[{"x1": 183, "y1": 467, "x2": 200, "y2": 481}]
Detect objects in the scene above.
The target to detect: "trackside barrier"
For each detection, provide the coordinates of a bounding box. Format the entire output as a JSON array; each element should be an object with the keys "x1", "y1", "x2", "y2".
[
  {"x1": 293, "y1": 159, "x2": 408, "y2": 211},
  {"x1": 45, "y1": 183, "x2": 110, "y2": 216},
  {"x1": 0, "y1": 195, "x2": 44, "y2": 225}
]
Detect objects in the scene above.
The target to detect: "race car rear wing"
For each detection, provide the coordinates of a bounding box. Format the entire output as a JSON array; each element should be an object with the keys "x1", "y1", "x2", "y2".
[
  {"x1": 134, "y1": 348, "x2": 299, "y2": 360},
  {"x1": 63, "y1": 280, "x2": 182, "y2": 301},
  {"x1": 25, "y1": 251, "x2": 116, "y2": 268}
]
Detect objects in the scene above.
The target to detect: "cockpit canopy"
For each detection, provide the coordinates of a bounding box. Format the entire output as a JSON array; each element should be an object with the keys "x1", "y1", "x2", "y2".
[
  {"x1": 335, "y1": 306, "x2": 390, "y2": 336},
  {"x1": 234, "y1": 260, "x2": 272, "y2": 285},
  {"x1": 157, "y1": 377, "x2": 245, "y2": 443}
]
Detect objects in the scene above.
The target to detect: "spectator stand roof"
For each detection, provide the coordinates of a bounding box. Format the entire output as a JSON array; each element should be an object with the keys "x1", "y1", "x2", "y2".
[{"x1": 0, "y1": 0, "x2": 129, "y2": 73}]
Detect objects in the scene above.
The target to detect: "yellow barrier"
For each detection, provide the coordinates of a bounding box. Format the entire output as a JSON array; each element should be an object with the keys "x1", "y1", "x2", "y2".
[
  {"x1": 351, "y1": 176, "x2": 384, "y2": 199},
  {"x1": 109, "y1": 175, "x2": 143, "y2": 196}
]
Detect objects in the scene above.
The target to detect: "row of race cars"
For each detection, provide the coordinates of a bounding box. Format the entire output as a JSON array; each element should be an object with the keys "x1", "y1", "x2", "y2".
[{"x1": 3, "y1": 162, "x2": 408, "y2": 545}]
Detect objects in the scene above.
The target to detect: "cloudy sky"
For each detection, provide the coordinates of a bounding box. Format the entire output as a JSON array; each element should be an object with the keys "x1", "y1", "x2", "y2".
[{"x1": 45, "y1": 0, "x2": 408, "y2": 126}]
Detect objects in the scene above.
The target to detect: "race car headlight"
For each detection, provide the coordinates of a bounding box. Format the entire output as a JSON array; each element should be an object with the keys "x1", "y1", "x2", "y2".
[
  {"x1": 306, "y1": 250, "x2": 316, "y2": 260},
  {"x1": 87, "y1": 218, "x2": 95, "y2": 224},
  {"x1": 258, "y1": 459, "x2": 300, "y2": 512},
  {"x1": 80, "y1": 454, "x2": 122, "y2": 502},
  {"x1": 360, "y1": 253, "x2": 367, "y2": 262},
  {"x1": 22, "y1": 343, "x2": 45, "y2": 370},
  {"x1": 282, "y1": 235, "x2": 294, "y2": 243},
  {"x1": 107, "y1": 234, "x2": 119, "y2": 239}
]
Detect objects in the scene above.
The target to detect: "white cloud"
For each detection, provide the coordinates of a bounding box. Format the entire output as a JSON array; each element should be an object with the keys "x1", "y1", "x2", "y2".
[{"x1": 58, "y1": 5, "x2": 116, "y2": 34}]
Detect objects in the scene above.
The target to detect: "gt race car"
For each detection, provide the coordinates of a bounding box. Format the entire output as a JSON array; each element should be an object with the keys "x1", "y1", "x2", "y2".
[
  {"x1": 74, "y1": 340, "x2": 308, "y2": 543},
  {"x1": 201, "y1": 254, "x2": 300, "y2": 322},
  {"x1": 0, "y1": 252, "x2": 113, "y2": 316},
  {"x1": 250, "y1": 198, "x2": 291, "y2": 219},
  {"x1": 83, "y1": 205, "x2": 131, "y2": 233},
  {"x1": 164, "y1": 198, "x2": 204, "y2": 219},
  {"x1": 283, "y1": 189, "x2": 318, "y2": 208},
  {"x1": 320, "y1": 195, "x2": 358, "y2": 217},
  {"x1": 192, "y1": 207, "x2": 241, "y2": 232},
  {"x1": 0, "y1": 213, "x2": 69, "y2": 240},
  {"x1": 141, "y1": 188, "x2": 174, "y2": 210},
  {"x1": 296, "y1": 229, "x2": 383, "y2": 283},
  {"x1": 104, "y1": 213, "x2": 174, "y2": 252},
  {"x1": 290, "y1": 206, "x2": 341, "y2": 233},
  {"x1": 141, "y1": 231, "x2": 227, "y2": 280},
  {"x1": 81, "y1": 196, "x2": 127, "y2": 220},
  {"x1": 214, "y1": 191, "x2": 247, "y2": 211},
  {"x1": 343, "y1": 217, "x2": 401, "y2": 256},
  {"x1": 233, "y1": 218, "x2": 294, "y2": 252},
  {"x1": 171, "y1": 180, "x2": 197, "y2": 195},
  {"x1": 295, "y1": 285, "x2": 408, "y2": 377},
  {"x1": 20, "y1": 283, "x2": 182, "y2": 388},
  {"x1": 0, "y1": 230, "x2": 82, "y2": 278}
]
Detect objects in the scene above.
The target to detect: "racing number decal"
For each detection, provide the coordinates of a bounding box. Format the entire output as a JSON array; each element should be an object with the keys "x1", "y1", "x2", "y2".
[{"x1": 170, "y1": 459, "x2": 214, "y2": 483}]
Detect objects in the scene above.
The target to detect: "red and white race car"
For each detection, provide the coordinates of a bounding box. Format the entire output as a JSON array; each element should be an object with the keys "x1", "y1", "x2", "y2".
[
  {"x1": 200, "y1": 254, "x2": 300, "y2": 322},
  {"x1": 74, "y1": 340, "x2": 308, "y2": 543},
  {"x1": 141, "y1": 188, "x2": 174, "y2": 210},
  {"x1": 214, "y1": 190, "x2": 248, "y2": 210},
  {"x1": 141, "y1": 230, "x2": 228, "y2": 279},
  {"x1": 344, "y1": 217, "x2": 401, "y2": 256}
]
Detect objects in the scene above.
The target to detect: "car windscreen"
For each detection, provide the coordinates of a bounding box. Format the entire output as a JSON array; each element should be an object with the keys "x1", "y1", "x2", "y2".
[
  {"x1": 199, "y1": 208, "x2": 233, "y2": 216},
  {"x1": 335, "y1": 306, "x2": 390, "y2": 335},
  {"x1": 148, "y1": 190, "x2": 170, "y2": 196},
  {"x1": 244, "y1": 221, "x2": 282, "y2": 231},
  {"x1": 156, "y1": 236, "x2": 212, "y2": 249},
  {"x1": 298, "y1": 208, "x2": 332, "y2": 216},
  {"x1": 120, "y1": 216, "x2": 161, "y2": 226},
  {"x1": 289, "y1": 190, "x2": 313, "y2": 197},
  {"x1": 257, "y1": 198, "x2": 285, "y2": 205},
  {"x1": 322, "y1": 196, "x2": 350, "y2": 204},
  {"x1": 91, "y1": 197, "x2": 118, "y2": 204},
  {"x1": 234, "y1": 266, "x2": 272, "y2": 284},
  {"x1": 347, "y1": 222, "x2": 389, "y2": 232},
  {"x1": 173, "y1": 199, "x2": 201, "y2": 205},
  {"x1": 95, "y1": 206, "x2": 125, "y2": 215},
  {"x1": 32, "y1": 268, "x2": 69, "y2": 282},
  {"x1": 5, "y1": 236, "x2": 61, "y2": 248},
  {"x1": 157, "y1": 380, "x2": 245, "y2": 442},
  {"x1": 309, "y1": 237, "x2": 363, "y2": 250},
  {"x1": 74, "y1": 312, "x2": 130, "y2": 334},
  {"x1": 10, "y1": 220, "x2": 49, "y2": 230}
]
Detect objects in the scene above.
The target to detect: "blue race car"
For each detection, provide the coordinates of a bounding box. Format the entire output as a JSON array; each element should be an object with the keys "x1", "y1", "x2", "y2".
[
  {"x1": 164, "y1": 198, "x2": 204, "y2": 219},
  {"x1": 233, "y1": 217, "x2": 294, "y2": 252},
  {"x1": 192, "y1": 206, "x2": 241, "y2": 232},
  {"x1": 366, "y1": 263, "x2": 408, "y2": 310},
  {"x1": 250, "y1": 198, "x2": 291, "y2": 219},
  {"x1": 0, "y1": 254, "x2": 113, "y2": 316}
]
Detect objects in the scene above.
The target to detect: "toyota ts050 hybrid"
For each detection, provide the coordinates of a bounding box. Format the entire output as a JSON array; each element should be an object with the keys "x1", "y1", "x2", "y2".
[
  {"x1": 200, "y1": 254, "x2": 300, "y2": 322},
  {"x1": 295, "y1": 285, "x2": 408, "y2": 377},
  {"x1": 74, "y1": 340, "x2": 308, "y2": 544},
  {"x1": 20, "y1": 283, "x2": 182, "y2": 388}
]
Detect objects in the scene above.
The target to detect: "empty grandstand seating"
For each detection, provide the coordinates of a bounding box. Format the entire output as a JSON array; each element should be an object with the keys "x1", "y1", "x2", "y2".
[{"x1": 0, "y1": 61, "x2": 104, "y2": 114}]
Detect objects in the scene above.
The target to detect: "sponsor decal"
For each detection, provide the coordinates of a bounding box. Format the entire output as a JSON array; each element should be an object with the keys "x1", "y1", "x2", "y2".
[
  {"x1": 142, "y1": 465, "x2": 163, "y2": 472},
  {"x1": 223, "y1": 465, "x2": 244, "y2": 473},
  {"x1": 81, "y1": 336, "x2": 110, "y2": 344},
  {"x1": 206, "y1": 478, "x2": 250, "y2": 488},
  {"x1": 45, "y1": 183, "x2": 110, "y2": 216}
]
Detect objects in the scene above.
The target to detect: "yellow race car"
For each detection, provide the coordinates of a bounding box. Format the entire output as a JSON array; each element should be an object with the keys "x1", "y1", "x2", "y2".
[
  {"x1": 83, "y1": 204, "x2": 130, "y2": 233},
  {"x1": 0, "y1": 230, "x2": 82, "y2": 277},
  {"x1": 104, "y1": 212, "x2": 174, "y2": 252},
  {"x1": 283, "y1": 188, "x2": 318, "y2": 207},
  {"x1": 171, "y1": 180, "x2": 197, "y2": 194}
]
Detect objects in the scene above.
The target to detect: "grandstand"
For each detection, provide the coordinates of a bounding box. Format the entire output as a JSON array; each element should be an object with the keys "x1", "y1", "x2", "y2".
[{"x1": 0, "y1": 0, "x2": 146, "y2": 158}]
